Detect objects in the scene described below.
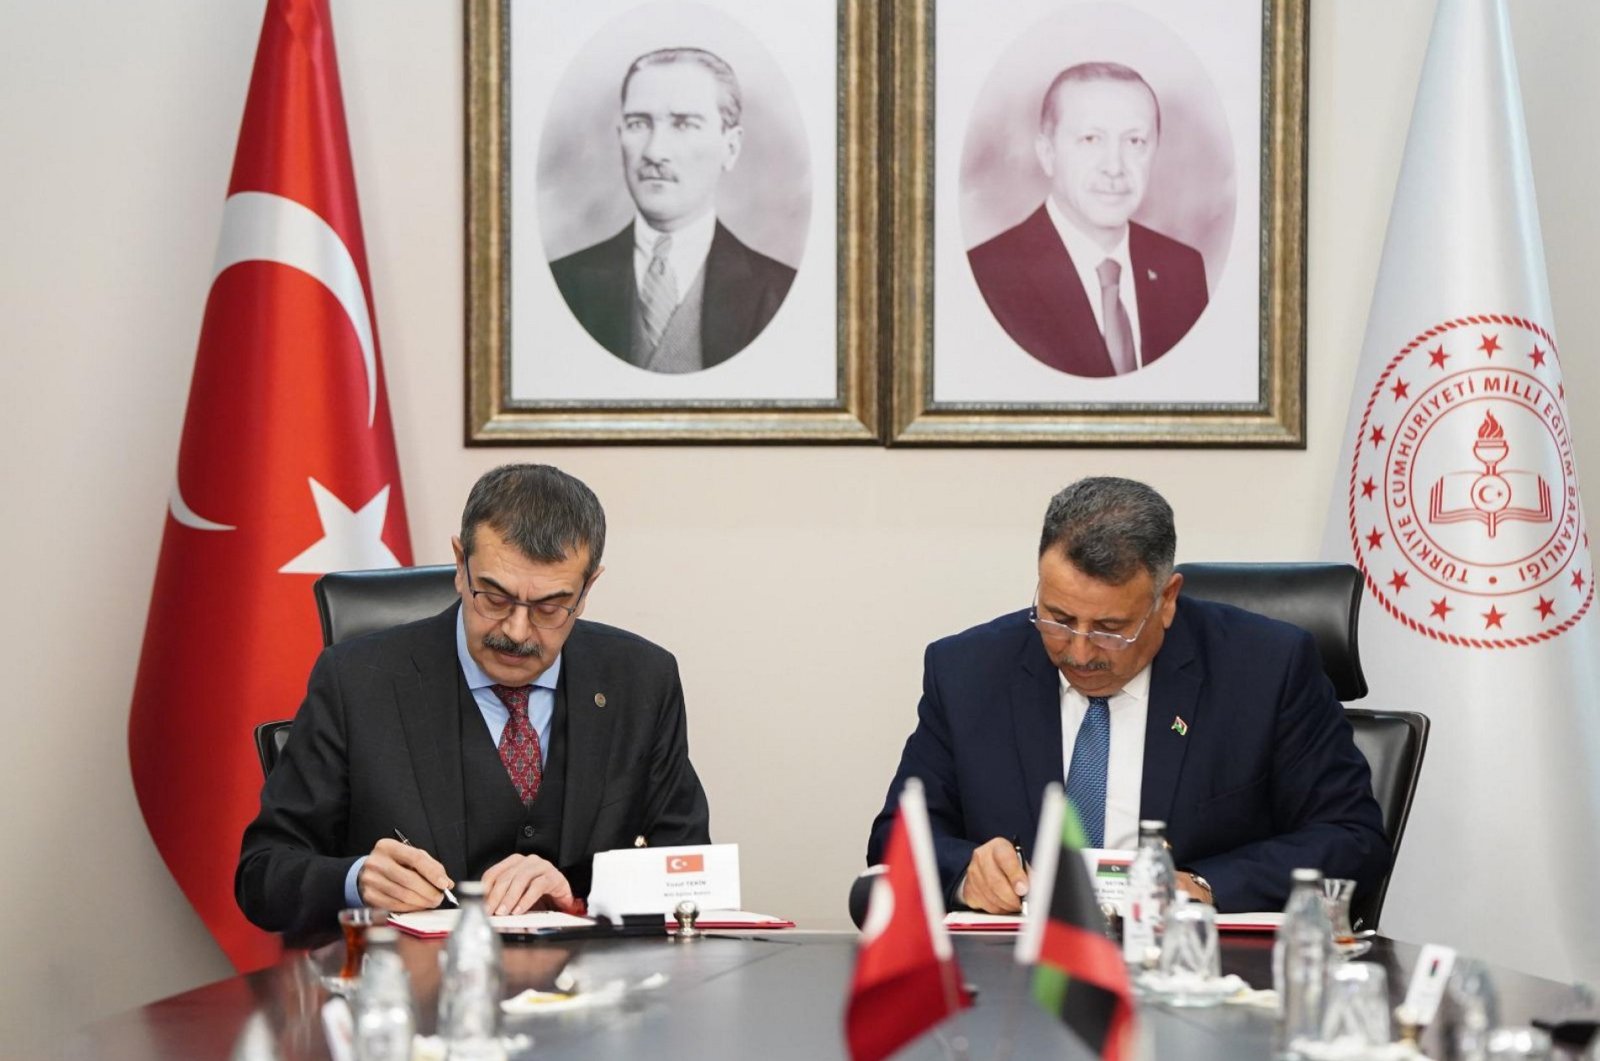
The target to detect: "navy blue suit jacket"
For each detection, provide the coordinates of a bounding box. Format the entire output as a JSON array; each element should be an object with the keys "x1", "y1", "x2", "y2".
[{"x1": 867, "y1": 598, "x2": 1389, "y2": 912}]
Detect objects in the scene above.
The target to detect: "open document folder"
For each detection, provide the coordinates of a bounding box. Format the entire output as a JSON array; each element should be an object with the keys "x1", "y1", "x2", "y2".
[
  {"x1": 389, "y1": 908, "x2": 795, "y2": 939},
  {"x1": 944, "y1": 911, "x2": 1284, "y2": 932}
]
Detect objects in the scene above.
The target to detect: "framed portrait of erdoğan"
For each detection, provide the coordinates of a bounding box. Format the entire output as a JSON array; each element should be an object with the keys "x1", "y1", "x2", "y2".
[
  {"x1": 466, "y1": 0, "x2": 880, "y2": 442},
  {"x1": 885, "y1": 0, "x2": 1307, "y2": 446}
]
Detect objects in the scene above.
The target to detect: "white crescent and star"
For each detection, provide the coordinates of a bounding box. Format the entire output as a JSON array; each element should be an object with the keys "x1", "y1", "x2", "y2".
[{"x1": 169, "y1": 190, "x2": 394, "y2": 565}]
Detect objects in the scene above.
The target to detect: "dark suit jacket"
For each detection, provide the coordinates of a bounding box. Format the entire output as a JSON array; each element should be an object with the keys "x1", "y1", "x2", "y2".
[
  {"x1": 236, "y1": 607, "x2": 710, "y2": 934},
  {"x1": 867, "y1": 598, "x2": 1389, "y2": 913},
  {"x1": 549, "y1": 220, "x2": 796, "y2": 369},
  {"x1": 966, "y1": 206, "x2": 1209, "y2": 377}
]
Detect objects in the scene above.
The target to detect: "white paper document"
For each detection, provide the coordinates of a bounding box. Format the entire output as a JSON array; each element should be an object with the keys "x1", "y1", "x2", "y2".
[{"x1": 389, "y1": 909, "x2": 594, "y2": 937}]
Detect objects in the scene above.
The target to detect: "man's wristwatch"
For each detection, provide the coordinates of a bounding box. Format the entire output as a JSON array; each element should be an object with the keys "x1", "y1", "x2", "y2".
[{"x1": 1186, "y1": 872, "x2": 1214, "y2": 903}]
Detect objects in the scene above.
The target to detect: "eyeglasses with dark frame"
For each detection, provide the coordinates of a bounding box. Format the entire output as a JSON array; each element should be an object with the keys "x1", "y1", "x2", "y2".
[
  {"x1": 463, "y1": 556, "x2": 586, "y2": 629},
  {"x1": 1028, "y1": 585, "x2": 1161, "y2": 652}
]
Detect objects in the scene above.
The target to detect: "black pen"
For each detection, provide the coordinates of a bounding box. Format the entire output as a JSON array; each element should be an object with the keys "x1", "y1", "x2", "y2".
[
  {"x1": 394, "y1": 828, "x2": 458, "y2": 906},
  {"x1": 1012, "y1": 836, "x2": 1031, "y2": 917}
]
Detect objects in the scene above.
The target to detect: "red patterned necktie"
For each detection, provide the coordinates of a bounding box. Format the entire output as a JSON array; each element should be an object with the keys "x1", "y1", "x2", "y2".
[{"x1": 489, "y1": 683, "x2": 542, "y2": 804}]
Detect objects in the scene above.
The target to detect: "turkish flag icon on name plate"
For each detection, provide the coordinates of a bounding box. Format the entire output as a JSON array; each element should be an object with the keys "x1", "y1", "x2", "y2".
[
  {"x1": 667, "y1": 854, "x2": 706, "y2": 874},
  {"x1": 127, "y1": 0, "x2": 411, "y2": 973}
]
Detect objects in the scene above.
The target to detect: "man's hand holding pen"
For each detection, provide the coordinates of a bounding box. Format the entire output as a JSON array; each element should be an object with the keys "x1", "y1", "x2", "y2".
[
  {"x1": 959, "y1": 836, "x2": 1031, "y2": 914},
  {"x1": 357, "y1": 837, "x2": 456, "y2": 912}
]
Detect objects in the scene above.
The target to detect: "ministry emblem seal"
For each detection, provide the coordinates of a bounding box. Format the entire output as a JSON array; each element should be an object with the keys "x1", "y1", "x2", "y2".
[{"x1": 1348, "y1": 315, "x2": 1592, "y2": 647}]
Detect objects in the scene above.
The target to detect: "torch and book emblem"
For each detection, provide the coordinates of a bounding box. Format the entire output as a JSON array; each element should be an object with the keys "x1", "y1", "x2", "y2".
[{"x1": 1427, "y1": 409, "x2": 1552, "y2": 539}]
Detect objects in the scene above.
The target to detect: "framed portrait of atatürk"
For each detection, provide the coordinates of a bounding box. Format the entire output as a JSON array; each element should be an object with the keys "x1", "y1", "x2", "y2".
[
  {"x1": 885, "y1": 0, "x2": 1306, "y2": 446},
  {"x1": 466, "y1": 0, "x2": 880, "y2": 443}
]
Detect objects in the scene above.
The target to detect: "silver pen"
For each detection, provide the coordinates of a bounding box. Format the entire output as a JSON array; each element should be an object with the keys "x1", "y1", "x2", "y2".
[{"x1": 393, "y1": 828, "x2": 459, "y2": 906}]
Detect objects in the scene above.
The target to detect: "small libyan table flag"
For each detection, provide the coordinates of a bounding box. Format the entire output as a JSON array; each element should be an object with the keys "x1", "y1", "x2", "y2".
[{"x1": 1016, "y1": 783, "x2": 1135, "y2": 1060}]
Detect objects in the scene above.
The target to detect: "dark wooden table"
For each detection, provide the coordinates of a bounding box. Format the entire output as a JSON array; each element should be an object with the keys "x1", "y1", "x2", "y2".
[{"x1": 63, "y1": 930, "x2": 1590, "y2": 1060}]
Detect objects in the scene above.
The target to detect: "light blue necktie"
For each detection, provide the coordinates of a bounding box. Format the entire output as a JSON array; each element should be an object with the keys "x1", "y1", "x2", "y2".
[{"x1": 1066, "y1": 696, "x2": 1111, "y2": 848}]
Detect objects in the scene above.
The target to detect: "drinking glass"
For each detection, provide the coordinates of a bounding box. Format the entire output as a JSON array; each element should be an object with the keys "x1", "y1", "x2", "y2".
[
  {"x1": 1320, "y1": 878, "x2": 1370, "y2": 958},
  {"x1": 1156, "y1": 901, "x2": 1221, "y2": 1006},
  {"x1": 1318, "y1": 961, "x2": 1391, "y2": 1047},
  {"x1": 331, "y1": 907, "x2": 389, "y2": 988},
  {"x1": 1486, "y1": 1026, "x2": 1553, "y2": 1059}
]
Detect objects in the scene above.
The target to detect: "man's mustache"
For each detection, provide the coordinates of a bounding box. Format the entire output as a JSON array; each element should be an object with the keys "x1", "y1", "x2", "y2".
[
  {"x1": 1052, "y1": 654, "x2": 1111, "y2": 672},
  {"x1": 635, "y1": 163, "x2": 678, "y2": 183},
  {"x1": 484, "y1": 630, "x2": 541, "y2": 658}
]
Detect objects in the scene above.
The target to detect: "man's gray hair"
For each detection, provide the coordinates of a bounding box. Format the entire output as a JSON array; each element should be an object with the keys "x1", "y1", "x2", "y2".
[
  {"x1": 460, "y1": 464, "x2": 606, "y2": 581},
  {"x1": 1038, "y1": 477, "x2": 1175, "y2": 586},
  {"x1": 1039, "y1": 60, "x2": 1161, "y2": 137},
  {"x1": 623, "y1": 47, "x2": 742, "y2": 131}
]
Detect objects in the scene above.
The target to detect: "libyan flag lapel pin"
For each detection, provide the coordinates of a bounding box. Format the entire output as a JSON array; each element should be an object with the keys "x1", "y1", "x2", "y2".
[{"x1": 1171, "y1": 716, "x2": 1189, "y2": 736}]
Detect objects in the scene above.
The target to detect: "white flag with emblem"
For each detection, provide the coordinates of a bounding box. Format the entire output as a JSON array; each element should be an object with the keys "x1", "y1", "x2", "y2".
[{"x1": 1322, "y1": 0, "x2": 1600, "y2": 980}]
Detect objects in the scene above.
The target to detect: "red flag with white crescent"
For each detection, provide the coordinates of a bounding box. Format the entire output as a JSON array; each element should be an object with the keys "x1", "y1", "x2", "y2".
[
  {"x1": 128, "y1": 0, "x2": 410, "y2": 972},
  {"x1": 845, "y1": 779, "x2": 971, "y2": 1061}
]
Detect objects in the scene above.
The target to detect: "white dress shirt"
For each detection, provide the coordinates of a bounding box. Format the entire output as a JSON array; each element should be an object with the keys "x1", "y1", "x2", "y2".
[
  {"x1": 1044, "y1": 196, "x2": 1145, "y2": 366},
  {"x1": 1059, "y1": 664, "x2": 1150, "y2": 850},
  {"x1": 631, "y1": 210, "x2": 717, "y2": 308}
]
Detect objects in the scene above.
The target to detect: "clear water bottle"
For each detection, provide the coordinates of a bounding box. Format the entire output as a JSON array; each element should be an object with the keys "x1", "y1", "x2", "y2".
[
  {"x1": 1122, "y1": 820, "x2": 1177, "y2": 969},
  {"x1": 438, "y1": 881, "x2": 504, "y2": 1060},
  {"x1": 352, "y1": 926, "x2": 414, "y2": 1061},
  {"x1": 1274, "y1": 867, "x2": 1333, "y2": 1058},
  {"x1": 1445, "y1": 958, "x2": 1500, "y2": 1061}
]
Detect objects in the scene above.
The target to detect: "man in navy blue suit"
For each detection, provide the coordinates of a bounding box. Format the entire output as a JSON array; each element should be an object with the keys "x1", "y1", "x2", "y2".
[{"x1": 867, "y1": 478, "x2": 1388, "y2": 913}]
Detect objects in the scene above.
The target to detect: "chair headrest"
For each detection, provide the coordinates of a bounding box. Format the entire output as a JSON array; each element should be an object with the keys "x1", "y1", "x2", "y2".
[
  {"x1": 313, "y1": 564, "x2": 460, "y2": 646},
  {"x1": 1174, "y1": 562, "x2": 1368, "y2": 701}
]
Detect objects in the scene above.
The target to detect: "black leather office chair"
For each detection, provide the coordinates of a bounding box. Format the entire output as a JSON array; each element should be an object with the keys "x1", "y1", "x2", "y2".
[
  {"x1": 1174, "y1": 561, "x2": 1427, "y2": 929},
  {"x1": 252, "y1": 564, "x2": 460, "y2": 779},
  {"x1": 1174, "y1": 561, "x2": 1367, "y2": 701},
  {"x1": 1341, "y1": 708, "x2": 1429, "y2": 929},
  {"x1": 253, "y1": 719, "x2": 294, "y2": 777},
  {"x1": 312, "y1": 564, "x2": 459, "y2": 647}
]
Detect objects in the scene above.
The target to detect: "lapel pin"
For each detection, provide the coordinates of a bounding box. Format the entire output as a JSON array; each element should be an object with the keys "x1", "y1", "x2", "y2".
[
  {"x1": 1147, "y1": 268, "x2": 1159, "y2": 282},
  {"x1": 594, "y1": 693, "x2": 607, "y2": 708},
  {"x1": 1171, "y1": 715, "x2": 1189, "y2": 736}
]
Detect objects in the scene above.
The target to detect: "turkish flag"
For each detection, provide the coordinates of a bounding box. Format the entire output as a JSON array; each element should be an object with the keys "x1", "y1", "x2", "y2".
[
  {"x1": 128, "y1": 0, "x2": 411, "y2": 972},
  {"x1": 844, "y1": 779, "x2": 970, "y2": 1061}
]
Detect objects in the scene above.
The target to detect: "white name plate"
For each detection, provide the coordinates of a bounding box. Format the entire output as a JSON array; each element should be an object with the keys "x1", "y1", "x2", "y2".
[
  {"x1": 1078, "y1": 848, "x2": 1136, "y2": 913},
  {"x1": 1401, "y1": 943, "x2": 1457, "y2": 1026},
  {"x1": 588, "y1": 843, "x2": 740, "y2": 917}
]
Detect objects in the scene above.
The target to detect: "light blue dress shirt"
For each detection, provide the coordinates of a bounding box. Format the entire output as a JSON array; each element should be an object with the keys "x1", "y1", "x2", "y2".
[{"x1": 342, "y1": 607, "x2": 563, "y2": 906}]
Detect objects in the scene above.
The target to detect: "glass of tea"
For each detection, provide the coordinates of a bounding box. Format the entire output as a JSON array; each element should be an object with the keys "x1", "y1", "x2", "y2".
[{"x1": 336, "y1": 908, "x2": 390, "y2": 982}]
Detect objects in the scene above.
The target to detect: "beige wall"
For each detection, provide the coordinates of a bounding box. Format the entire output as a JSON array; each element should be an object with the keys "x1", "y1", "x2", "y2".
[{"x1": 3, "y1": 0, "x2": 1596, "y2": 1053}]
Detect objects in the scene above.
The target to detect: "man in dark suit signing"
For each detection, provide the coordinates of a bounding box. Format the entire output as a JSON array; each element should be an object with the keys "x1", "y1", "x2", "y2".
[
  {"x1": 550, "y1": 47, "x2": 795, "y2": 374},
  {"x1": 967, "y1": 62, "x2": 1209, "y2": 377},
  {"x1": 868, "y1": 478, "x2": 1388, "y2": 914},
  {"x1": 237, "y1": 464, "x2": 710, "y2": 933}
]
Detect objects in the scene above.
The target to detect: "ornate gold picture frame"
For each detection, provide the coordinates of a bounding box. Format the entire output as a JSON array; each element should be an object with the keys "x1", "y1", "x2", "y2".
[
  {"x1": 466, "y1": 0, "x2": 880, "y2": 443},
  {"x1": 885, "y1": 0, "x2": 1307, "y2": 446}
]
